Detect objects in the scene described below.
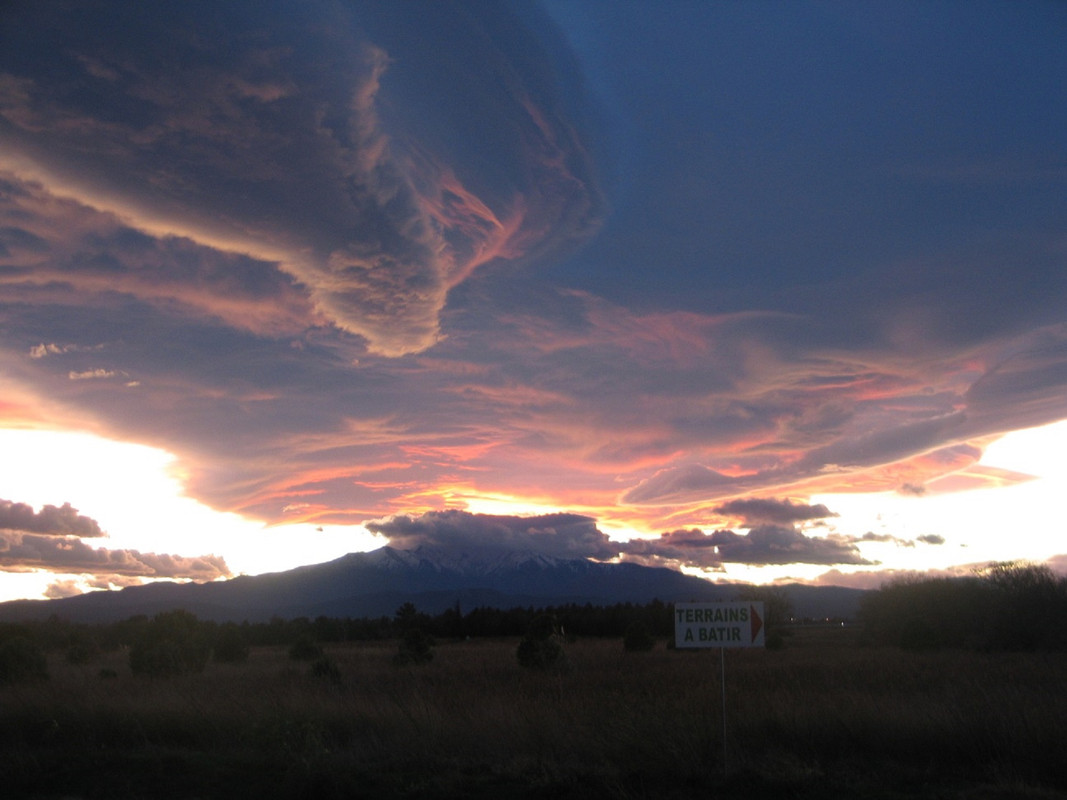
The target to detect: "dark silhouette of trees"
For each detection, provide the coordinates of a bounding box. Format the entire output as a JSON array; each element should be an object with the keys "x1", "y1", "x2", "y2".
[{"x1": 860, "y1": 562, "x2": 1067, "y2": 651}]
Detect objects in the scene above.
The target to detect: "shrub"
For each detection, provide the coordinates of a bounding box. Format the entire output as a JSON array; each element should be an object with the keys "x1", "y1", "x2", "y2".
[
  {"x1": 516, "y1": 614, "x2": 568, "y2": 671},
  {"x1": 309, "y1": 656, "x2": 342, "y2": 684},
  {"x1": 623, "y1": 620, "x2": 655, "y2": 652},
  {"x1": 289, "y1": 635, "x2": 324, "y2": 661},
  {"x1": 213, "y1": 623, "x2": 251, "y2": 664},
  {"x1": 0, "y1": 635, "x2": 48, "y2": 684},
  {"x1": 393, "y1": 627, "x2": 435, "y2": 666},
  {"x1": 392, "y1": 602, "x2": 435, "y2": 666},
  {"x1": 65, "y1": 640, "x2": 100, "y2": 665}
]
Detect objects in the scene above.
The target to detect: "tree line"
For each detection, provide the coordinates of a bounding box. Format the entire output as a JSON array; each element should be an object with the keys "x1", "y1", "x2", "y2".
[
  {"x1": 860, "y1": 561, "x2": 1067, "y2": 651},
  {"x1": 4, "y1": 562, "x2": 1063, "y2": 682}
]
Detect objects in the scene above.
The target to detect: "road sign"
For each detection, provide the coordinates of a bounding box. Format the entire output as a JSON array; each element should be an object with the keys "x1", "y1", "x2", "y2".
[{"x1": 674, "y1": 601, "x2": 765, "y2": 648}]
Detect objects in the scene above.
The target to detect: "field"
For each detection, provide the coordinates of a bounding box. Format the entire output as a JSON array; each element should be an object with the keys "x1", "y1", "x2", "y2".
[{"x1": 2, "y1": 628, "x2": 1066, "y2": 799}]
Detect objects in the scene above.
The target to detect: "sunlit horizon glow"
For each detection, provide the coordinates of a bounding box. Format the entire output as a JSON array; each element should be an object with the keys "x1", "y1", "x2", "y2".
[
  {"x1": 1, "y1": 2, "x2": 1066, "y2": 604},
  {"x1": 0, "y1": 419, "x2": 1065, "y2": 601}
]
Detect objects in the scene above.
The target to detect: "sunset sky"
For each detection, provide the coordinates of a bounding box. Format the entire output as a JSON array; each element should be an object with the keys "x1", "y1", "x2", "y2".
[{"x1": 1, "y1": 1, "x2": 1066, "y2": 603}]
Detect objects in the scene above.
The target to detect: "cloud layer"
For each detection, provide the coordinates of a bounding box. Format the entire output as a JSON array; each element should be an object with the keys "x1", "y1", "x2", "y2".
[
  {"x1": 0, "y1": 1, "x2": 602, "y2": 356},
  {"x1": 368, "y1": 507, "x2": 873, "y2": 571},
  {"x1": 0, "y1": 497, "x2": 229, "y2": 584},
  {"x1": 1, "y1": 2, "x2": 1066, "y2": 589}
]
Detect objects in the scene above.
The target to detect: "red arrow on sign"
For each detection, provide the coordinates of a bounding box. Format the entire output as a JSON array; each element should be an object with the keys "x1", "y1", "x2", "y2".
[{"x1": 750, "y1": 604, "x2": 763, "y2": 643}]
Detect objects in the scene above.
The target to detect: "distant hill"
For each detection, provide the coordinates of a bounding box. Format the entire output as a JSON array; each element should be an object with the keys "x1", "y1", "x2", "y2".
[{"x1": 0, "y1": 546, "x2": 867, "y2": 623}]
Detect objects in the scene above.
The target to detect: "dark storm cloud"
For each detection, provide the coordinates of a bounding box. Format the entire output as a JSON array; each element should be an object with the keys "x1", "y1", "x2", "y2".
[
  {"x1": 0, "y1": 496, "x2": 229, "y2": 579},
  {"x1": 618, "y1": 529, "x2": 725, "y2": 569},
  {"x1": 618, "y1": 525, "x2": 870, "y2": 568},
  {"x1": 707, "y1": 526, "x2": 871, "y2": 566},
  {"x1": 714, "y1": 498, "x2": 837, "y2": 527},
  {"x1": 0, "y1": 531, "x2": 229, "y2": 579},
  {"x1": 0, "y1": 498, "x2": 104, "y2": 537},
  {"x1": 368, "y1": 509, "x2": 871, "y2": 569},
  {"x1": 366, "y1": 509, "x2": 617, "y2": 561}
]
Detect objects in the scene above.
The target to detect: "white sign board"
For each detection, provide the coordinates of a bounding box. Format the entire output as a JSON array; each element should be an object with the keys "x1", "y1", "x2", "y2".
[{"x1": 675, "y1": 601, "x2": 765, "y2": 648}]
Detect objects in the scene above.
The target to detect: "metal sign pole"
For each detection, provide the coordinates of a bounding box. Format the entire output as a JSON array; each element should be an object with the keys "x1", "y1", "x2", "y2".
[
  {"x1": 720, "y1": 645, "x2": 728, "y2": 777},
  {"x1": 673, "y1": 601, "x2": 765, "y2": 779}
]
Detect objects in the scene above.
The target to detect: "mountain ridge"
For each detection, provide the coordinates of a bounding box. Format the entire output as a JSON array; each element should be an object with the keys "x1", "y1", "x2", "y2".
[{"x1": 0, "y1": 545, "x2": 867, "y2": 623}]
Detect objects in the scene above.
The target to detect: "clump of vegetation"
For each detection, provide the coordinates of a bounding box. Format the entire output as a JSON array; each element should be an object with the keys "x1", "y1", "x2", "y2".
[
  {"x1": 393, "y1": 627, "x2": 435, "y2": 665},
  {"x1": 64, "y1": 638, "x2": 100, "y2": 665},
  {"x1": 309, "y1": 656, "x2": 342, "y2": 684},
  {"x1": 516, "y1": 613, "x2": 568, "y2": 670},
  {"x1": 392, "y1": 602, "x2": 434, "y2": 665},
  {"x1": 213, "y1": 622, "x2": 251, "y2": 664},
  {"x1": 622, "y1": 619, "x2": 655, "y2": 652},
  {"x1": 128, "y1": 610, "x2": 210, "y2": 676},
  {"x1": 288, "y1": 635, "x2": 324, "y2": 661},
  {"x1": 0, "y1": 633, "x2": 48, "y2": 684}
]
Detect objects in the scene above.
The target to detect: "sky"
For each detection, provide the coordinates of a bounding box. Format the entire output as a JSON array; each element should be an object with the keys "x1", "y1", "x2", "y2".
[{"x1": 1, "y1": 0, "x2": 1066, "y2": 603}]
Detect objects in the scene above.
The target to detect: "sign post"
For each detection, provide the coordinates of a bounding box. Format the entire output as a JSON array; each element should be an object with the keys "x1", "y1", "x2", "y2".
[{"x1": 674, "y1": 601, "x2": 765, "y2": 776}]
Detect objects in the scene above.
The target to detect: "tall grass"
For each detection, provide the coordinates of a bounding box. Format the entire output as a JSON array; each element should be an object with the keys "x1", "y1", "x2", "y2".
[{"x1": 1, "y1": 631, "x2": 1065, "y2": 798}]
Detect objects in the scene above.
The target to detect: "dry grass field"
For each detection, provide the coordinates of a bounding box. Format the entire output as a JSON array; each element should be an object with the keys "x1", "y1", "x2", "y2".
[{"x1": 2, "y1": 628, "x2": 1066, "y2": 798}]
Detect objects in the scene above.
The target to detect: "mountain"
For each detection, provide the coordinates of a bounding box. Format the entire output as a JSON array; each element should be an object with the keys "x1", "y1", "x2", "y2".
[{"x1": 0, "y1": 545, "x2": 867, "y2": 623}]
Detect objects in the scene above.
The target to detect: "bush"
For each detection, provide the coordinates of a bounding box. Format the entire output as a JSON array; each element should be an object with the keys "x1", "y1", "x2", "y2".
[
  {"x1": 309, "y1": 656, "x2": 342, "y2": 684},
  {"x1": 623, "y1": 620, "x2": 655, "y2": 652},
  {"x1": 516, "y1": 614, "x2": 568, "y2": 671},
  {"x1": 0, "y1": 635, "x2": 48, "y2": 684},
  {"x1": 392, "y1": 602, "x2": 435, "y2": 666},
  {"x1": 393, "y1": 627, "x2": 435, "y2": 666},
  {"x1": 213, "y1": 623, "x2": 250, "y2": 664},
  {"x1": 289, "y1": 635, "x2": 324, "y2": 661},
  {"x1": 65, "y1": 640, "x2": 100, "y2": 665},
  {"x1": 129, "y1": 610, "x2": 210, "y2": 676}
]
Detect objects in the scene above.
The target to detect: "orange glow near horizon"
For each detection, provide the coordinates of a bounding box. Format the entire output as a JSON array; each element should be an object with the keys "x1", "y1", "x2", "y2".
[{"x1": 1, "y1": 417, "x2": 1067, "y2": 602}]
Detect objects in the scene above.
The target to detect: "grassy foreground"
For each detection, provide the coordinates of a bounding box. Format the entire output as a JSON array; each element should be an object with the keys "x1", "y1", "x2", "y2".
[{"x1": 2, "y1": 628, "x2": 1066, "y2": 799}]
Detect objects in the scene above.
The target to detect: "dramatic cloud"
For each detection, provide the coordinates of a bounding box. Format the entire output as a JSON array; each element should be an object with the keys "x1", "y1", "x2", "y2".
[
  {"x1": 0, "y1": 2, "x2": 1065, "y2": 595},
  {"x1": 0, "y1": 1, "x2": 602, "y2": 357}
]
